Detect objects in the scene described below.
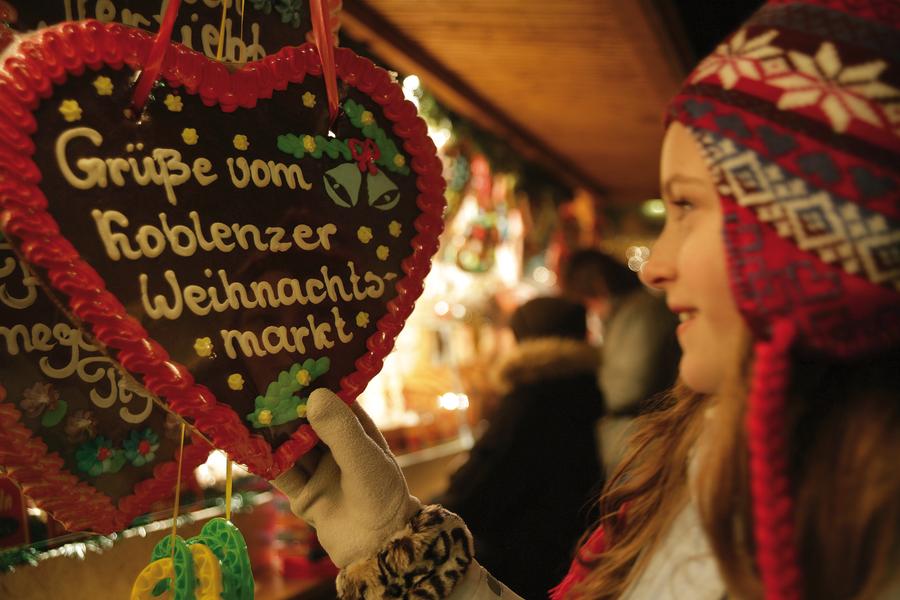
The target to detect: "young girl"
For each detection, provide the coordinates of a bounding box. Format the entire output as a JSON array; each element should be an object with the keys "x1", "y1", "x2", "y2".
[{"x1": 273, "y1": 1, "x2": 900, "y2": 598}]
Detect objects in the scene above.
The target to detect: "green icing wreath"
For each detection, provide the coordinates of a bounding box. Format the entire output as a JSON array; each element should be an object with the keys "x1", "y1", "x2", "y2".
[{"x1": 276, "y1": 99, "x2": 410, "y2": 176}]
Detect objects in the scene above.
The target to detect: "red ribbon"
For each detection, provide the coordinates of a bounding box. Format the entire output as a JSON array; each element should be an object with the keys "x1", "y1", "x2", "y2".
[
  {"x1": 131, "y1": 0, "x2": 182, "y2": 112},
  {"x1": 310, "y1": 0, "x2": 339, "y2": 125},
  {"x1": 349, "y1": 138, "x2": 380, "y2": 174}
]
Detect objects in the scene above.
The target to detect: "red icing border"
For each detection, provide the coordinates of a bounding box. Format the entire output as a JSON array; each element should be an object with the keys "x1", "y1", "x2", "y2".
[
  {"x1": 0, "y1": 385, "x2": 211, "y2": 534},
  {"x1": 0, "y1": 21, "x2": 446, "y2": 479}
]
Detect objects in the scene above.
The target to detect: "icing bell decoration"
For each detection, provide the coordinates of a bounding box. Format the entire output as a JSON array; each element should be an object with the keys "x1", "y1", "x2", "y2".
[
  {"x1": 0, "y1": 238, "x2": 211, "y2": 534},
  {"x1": 0, "y1": 18, "x2": 446, "y2": 479}
]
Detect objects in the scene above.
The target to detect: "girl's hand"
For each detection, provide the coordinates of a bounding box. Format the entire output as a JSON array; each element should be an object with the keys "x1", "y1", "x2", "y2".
[{"x1": 271, "y1": 388, "x2": 422, "y2": 568}]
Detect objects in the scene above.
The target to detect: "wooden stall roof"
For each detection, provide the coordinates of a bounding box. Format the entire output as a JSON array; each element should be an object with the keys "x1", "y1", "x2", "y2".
[{"x1": 341, "y1": 0, "x2": 691, "y2": 205}]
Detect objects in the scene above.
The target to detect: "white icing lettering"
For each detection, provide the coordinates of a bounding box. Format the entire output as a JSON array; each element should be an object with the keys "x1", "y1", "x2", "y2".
[
  {"x1": 219, "y1": 308, "x2": 350, "y2": 359},
  {"x1": 227, "y1": 156, "x2": 312, "y2": 190},
  {"x1": 56, "y1": 126, "x2": 105, "y2": 189},
  {"x1": 0, "y1": 244, "x2": 38, "y2": 309},
  {"x1": 0, "y1": 318, "x2": 153, "y2": 424},
  {"x1": 55, "y1": 127, "x2": 217, "y2": 204},
  {"x1": 92, "y1": 209, "x2": 335, "y2": 259},
  {"x1": 192, "y1": 157, "x2": 218, "y2": 186},
  {"x1": 139, "y1": 263, "x2": 391, "y2": 320}
]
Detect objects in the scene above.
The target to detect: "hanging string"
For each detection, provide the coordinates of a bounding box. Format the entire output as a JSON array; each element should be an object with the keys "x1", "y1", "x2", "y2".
[
  {"x1": 132, "y1": 0, "x2": 182, "y2": 111},
  {"x1": 310, "y1": 0, "x2": 339, "y2": 125},
  {"x1": 170, "y1": 422, "x2": 187, "y2": 558},
  {"x1": 215, "y1": 0, "x2": 228, "y2": 61},
  {"x1": 224, "y1": 457, "x2": 234, "y2": 522},
  {"x1": 240, "y1": 0, "x2": 246, "y2": 57}
]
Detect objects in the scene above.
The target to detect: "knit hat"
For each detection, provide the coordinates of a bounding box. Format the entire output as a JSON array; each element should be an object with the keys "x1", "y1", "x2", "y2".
[
  {"x1": 509, "y1": 296, "x2": 588, "y2": 342},
  {"x1": 667, "y1": 1, "x2": 900, "y2": 599}
]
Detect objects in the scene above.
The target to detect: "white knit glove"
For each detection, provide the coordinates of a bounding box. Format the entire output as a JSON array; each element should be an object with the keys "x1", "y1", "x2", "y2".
[{"x1": 272, "y1": 388, "x2": 422, "y2": 568}]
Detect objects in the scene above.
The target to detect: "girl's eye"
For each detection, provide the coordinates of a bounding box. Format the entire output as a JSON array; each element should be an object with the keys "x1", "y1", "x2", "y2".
[{"x1": 670, "y1": 198, "x2": 695, "y2": 218}]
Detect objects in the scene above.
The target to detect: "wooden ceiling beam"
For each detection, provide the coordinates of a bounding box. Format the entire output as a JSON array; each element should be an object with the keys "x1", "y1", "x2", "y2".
[{"x1": 340, "y1": 0, "x2": 608, "y2": 198}]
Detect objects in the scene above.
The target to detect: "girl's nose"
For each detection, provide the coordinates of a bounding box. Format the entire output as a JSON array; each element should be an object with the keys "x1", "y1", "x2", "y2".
[{"x1": 639, "y1": 242, "x2": 675, "y2": 291}]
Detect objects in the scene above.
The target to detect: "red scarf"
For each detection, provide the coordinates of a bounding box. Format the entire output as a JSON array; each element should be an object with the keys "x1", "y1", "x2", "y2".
[{"x1": 549, "y1": 524, "x2": 607, "y2": 599}]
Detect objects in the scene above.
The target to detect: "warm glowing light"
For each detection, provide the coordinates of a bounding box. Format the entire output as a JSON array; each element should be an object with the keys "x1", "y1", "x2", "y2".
[
  {"x1": 428, "y1": 125, "x2": 452, "y2": 151},
  {"x1": 402, "y1": 75, "x2": 420, "y2": 91},
  {"x1": 626, "y1": 245, "x2": 651, "y2": 272},
  {"x1": 435, "y1": 300, "x2": 450, "y2": 316},
  {"x1": 641, "y1": 199, "x2": 666, "y2": 219},
  {"x1": 451, "y1": 303, "x2": 467, "y2": 319},
  {"x1": 194, "y1": 450, "x2": 247, "y2": 487},
  {"x1": 533, "y1": 266, "x2": 556, "y2": 285},
  {"x1": 438, "y1": 392, "x2": 470, "y2": 411}
]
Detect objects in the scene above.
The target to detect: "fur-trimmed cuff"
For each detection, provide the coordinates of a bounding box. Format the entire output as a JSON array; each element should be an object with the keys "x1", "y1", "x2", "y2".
[{"x1": 336, "y1": 505, "x2": 475, "y2": 599}]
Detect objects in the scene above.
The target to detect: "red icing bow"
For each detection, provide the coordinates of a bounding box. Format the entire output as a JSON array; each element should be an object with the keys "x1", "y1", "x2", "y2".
[{"x1": 349, "y1": 138, "x2": 380, "y2": 174}]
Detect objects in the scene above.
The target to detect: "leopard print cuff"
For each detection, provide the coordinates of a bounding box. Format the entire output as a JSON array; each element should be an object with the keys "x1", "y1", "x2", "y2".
[{"x1": 336, "y1": 505, "x2": 475, "y2": 599}]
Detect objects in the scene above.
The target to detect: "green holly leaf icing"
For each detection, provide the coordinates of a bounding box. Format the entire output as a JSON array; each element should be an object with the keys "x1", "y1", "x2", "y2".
[
  {"x1": 246, "y1": 358, "x2": 330, "y2": 428},
  {"x1": 277, "y1": 100, "x2": 410, "y2": 176}
]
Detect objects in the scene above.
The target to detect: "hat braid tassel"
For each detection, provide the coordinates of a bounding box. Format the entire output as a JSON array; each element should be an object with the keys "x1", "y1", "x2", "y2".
[{"x1": 747, "y1": 319, "x2": 802, "y2": 600}]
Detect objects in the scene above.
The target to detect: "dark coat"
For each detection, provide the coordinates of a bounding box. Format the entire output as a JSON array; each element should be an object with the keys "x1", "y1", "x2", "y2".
[{"x1": 436, "y1": 337, "x2": 605, "y2": 599}]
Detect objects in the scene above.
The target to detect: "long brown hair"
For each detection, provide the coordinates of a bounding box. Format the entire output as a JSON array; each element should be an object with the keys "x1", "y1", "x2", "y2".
[{"x1": 574, "y1": 332, "x2": 900, "y2": 599}]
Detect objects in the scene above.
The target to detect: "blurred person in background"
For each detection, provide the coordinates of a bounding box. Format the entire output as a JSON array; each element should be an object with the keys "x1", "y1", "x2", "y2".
[
  {"x1": 435, "y1": 295, "x2": 604, "y2": 600},
  {"x1": 561, "y1": 248, "x2": 679, "y2": 470}
]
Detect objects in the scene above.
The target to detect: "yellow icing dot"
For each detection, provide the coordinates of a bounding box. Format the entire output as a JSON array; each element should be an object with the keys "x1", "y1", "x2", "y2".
[
  {"x1": 227, "y1": 373, "x2": 244, "y2": 391},
  {"x1": 164, "y1": 94, "x2": 183, "y2": 112},
  {"x1": 376, "y1": 245, "x2": 390, "y2": 261},
  {"x1": 389, "y1": 221, "x2": 402, "y2": 238},
  {"x1": 296, "y1": 369, "x2": 311, "y2": 386},
  {"x1": 193, "y1": 337, "x2": 213, "y2": 357},
  {"x1": 360, "y1": 110, "x2": 375, "y2": 126},
  {"x1": 59, "y1": 99, "x2": 82, "y2": 122},
  {"x1": 393, "y1": 154, "x2": 406, "y2": 168},
  {"x1": 356, "y1": 312, "x2": 370, "y2": 328},
  {"x1": 182, "y1": 128, "x2": 199, "y2": 145},
  {"x1": 303, "y1": 134, "x2": 316, "y2": 153},
  {"x1": 258, "y1": 409, "x2": 272, "y2": 425},
  {"x1": 301, "y1": 91, "x2": 316, "y2": 108},
  {"x1": 233, "y1": 134, "x2": 249, "y2": 151},
  {"x1": 92, "y1": 76, "x2": 113, "y2": 96},
  {"x1": 296, "y1": 404, "x2": 308, "y2": 419},
  {"x1": 357, "y1": 226, "x2": 373, "y2": 244}
]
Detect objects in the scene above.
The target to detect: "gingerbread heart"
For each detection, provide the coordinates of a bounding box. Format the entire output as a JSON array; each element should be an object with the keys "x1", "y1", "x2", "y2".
[
  {"x1": 0, "y1": 238, "x2": 211, "y2": 533},
  {"x1": 0, "y1": 21, "x2": 445, "y2": 479}
]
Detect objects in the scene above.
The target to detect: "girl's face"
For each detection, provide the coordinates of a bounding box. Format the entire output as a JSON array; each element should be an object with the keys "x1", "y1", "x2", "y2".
[{"x1": 641, "y1": 122, "x2": 744, "y2": 394}]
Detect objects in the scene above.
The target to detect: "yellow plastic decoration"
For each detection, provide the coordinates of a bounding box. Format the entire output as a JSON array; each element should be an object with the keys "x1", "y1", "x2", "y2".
[
  {"x1": 191, "y1": 544, "x2": 225, "y2": 600},
  {"x1": 131, "y1": 420, "x2": 252, "y2": 600},
  {"x1": 130, "y1": 557, "x2": 174, "y2": 599}
]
